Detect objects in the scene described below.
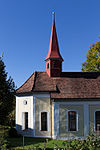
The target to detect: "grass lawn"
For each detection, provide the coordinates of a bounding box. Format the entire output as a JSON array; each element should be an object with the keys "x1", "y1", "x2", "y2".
[
  {"x1": 7, "y1": 137, "x2": 65, "y2": 149},
  {"x1": 1, "y1": 126, "x2": 100, "y2": 150},
  {"x1": 1, "y1": 125, "x2": 66, "y2": 149},
  {"x1": 7, "y1": 137, "x2": 100, "y2": 150}
]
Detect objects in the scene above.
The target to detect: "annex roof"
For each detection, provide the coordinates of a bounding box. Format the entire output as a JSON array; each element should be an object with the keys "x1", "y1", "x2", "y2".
[{"x1": 16, "y1": 72, "x2": 100, "y2": 99}]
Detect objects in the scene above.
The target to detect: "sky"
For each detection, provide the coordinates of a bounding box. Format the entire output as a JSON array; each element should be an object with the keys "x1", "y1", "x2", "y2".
[{"x1": 0, "y1": 0, "x2": 100, "y2": 88}]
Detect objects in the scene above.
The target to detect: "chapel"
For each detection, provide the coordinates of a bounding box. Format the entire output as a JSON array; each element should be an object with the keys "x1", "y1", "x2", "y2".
[{"x1": 16, "y1": 13, "x2": 100, "y2": 139}]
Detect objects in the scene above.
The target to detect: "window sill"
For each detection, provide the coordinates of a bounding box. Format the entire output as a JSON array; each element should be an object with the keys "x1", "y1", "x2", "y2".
[
  {"x1": 94, "y1": 130, "x2": 100, "y2": 132},
  {"x1": 67, "y1": 130, "x2": 78, "y2": 132},
  {"x1": 23, "y1": 129, "x2": 31, "y2": 131},
  {"x1": 39, "y1": 130, "x2": 49, "y2": 132}
]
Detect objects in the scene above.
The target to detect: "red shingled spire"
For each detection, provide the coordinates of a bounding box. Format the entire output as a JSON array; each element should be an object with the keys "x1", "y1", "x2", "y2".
[
  {"x1": 45, "y1": 12, "x2": 63, "y2": 77},
  {"x1": 45, "y1": 12, "x2": 63, "y2": 61}
]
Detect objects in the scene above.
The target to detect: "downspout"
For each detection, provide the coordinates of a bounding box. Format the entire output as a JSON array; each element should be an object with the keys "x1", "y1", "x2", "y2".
[
  {"x1": 50, "y1": 96, "x2": 54, "y2": 139},
  {"x1": 50, "y1": 93, "x2": 52, "y2": 139}
]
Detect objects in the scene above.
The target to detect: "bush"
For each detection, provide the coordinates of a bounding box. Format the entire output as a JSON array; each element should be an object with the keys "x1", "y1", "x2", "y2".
[
  {"x1": 7, "y1": 109, "x2": 15, "y2": 127},
  {"x1": 65, "y1": 134, "x2": 100, "y2": 150},
  {"x1": 0, "y1": 132, "x2": 10, "y2": 149},
  {"x1": 8, "y1": 127, "x2": 19, "y2": 138}
]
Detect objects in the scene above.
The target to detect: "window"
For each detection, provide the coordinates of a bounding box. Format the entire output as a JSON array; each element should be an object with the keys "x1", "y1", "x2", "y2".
[
  {"x1": 23, "y1": 100, "x2": 27, "y2": 105},
  {"x1": 52, "y1": 61, "x2": 56, "y2": 68},
  {"x1": 40, "y1": 111, "x2": 48, "y2": 131},
  {"x1": 68, "y1": 111, "x2": 78, "y2": 131},
  {"x1": 95, "y1": 111, "x2": 100, "y2": 131},
  {"x1": 25, "y1": 112, "x2": 28, "y2": 129},
  {"x1": 22, "y1": 112, "x2": 28, "y2": 130},
  {"x1": 47, "y1": 63, "x2": 49, "y2": 69},
  {"x1": 52, "y1": 61, "x2": 61, "y2": 69}
]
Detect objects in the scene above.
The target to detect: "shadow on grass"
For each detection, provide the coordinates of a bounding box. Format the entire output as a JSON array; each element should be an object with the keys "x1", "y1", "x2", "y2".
[{"x1": 7, "y1": 137, "x2": 53, "y2": 149}]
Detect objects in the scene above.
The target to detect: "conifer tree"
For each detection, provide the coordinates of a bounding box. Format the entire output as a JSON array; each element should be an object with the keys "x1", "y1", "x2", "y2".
[
  {"x1": 82, "y1": 40, "x2": 100, "y2": 72},
  {"x1": 0, "y1": 56, "x2": 15, "y2": 125}
]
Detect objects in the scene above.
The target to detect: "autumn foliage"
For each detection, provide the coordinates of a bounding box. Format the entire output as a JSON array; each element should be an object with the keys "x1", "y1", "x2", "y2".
[{"x1": 82, "y1": 41, "x2": 100, "y2": 72}]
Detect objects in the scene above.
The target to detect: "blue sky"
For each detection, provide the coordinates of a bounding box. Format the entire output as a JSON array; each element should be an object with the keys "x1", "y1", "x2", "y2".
[{"x1": 0, "y1": 0, "x2": 100, "y2": 88}]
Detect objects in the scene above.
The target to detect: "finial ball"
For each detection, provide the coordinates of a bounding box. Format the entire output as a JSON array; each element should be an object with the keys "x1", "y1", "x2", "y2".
[{"x1": 53, "y1": 11, "x2": 55, "y2": 15}]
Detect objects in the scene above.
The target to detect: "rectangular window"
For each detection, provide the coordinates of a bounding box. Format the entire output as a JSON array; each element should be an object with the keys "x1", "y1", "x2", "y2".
[
  {"x1": 95, "y1": 111, "x2": 100, "y2": 131},
  {"x1": 22, "y1": 112, "x2": 28, "y2": 130},
  {"x1": 68, "y1": 111, "x2": 77, "y2": 131},
  {"x1": 41, "y1": 112, "x2": 48, "y2": 131},
  {"x1": 25, "y1": 112, "x2": 28, "y2": 129}
]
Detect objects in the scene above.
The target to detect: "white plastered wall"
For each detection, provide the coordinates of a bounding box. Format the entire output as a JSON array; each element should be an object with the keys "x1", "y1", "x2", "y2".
[
  {"x1": 16, "y1": 96, "x2": 33, "y2": 136},
  {"x1": 16, "y1": 93, "x2": 51, "y2": 137}
]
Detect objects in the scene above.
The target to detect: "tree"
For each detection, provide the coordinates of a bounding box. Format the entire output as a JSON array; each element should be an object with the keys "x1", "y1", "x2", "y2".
[
  {"x1": 0, "y1": 56, "x2": 15, "y2": 125},
  {"x1": 82, "y1": 41, "x2": 100, "y2": 72}
]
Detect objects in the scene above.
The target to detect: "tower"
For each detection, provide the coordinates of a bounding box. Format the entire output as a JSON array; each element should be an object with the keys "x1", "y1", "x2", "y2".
[{"x1": 45, "y1": 12, "x2": 63, "y2": 77}]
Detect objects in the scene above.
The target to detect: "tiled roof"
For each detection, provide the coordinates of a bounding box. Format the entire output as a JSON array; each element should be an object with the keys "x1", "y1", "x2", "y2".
[
  {"x1": 16, "y1": 72, "x2": 36, "y2": 93},
  {"x1": 16, "y1": 72, "x2": 100, "y2": 99}
]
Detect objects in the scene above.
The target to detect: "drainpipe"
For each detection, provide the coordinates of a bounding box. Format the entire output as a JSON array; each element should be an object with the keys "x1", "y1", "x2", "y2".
[{"x1": 51, "y1": 97, "x2": 54, "y2": 139}]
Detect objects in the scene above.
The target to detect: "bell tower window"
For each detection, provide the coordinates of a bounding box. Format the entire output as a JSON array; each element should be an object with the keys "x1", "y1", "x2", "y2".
[
  {"x1": 52, "y1": 61, "x2": 56, "y2": 68},
  {"x1": 47, "y1": 63, "x2": 49, "y2": 69}
]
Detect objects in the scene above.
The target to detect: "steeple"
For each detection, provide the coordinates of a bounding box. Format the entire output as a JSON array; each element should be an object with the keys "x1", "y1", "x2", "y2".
[
  {"x1": 45, "y1": 12, "x2": 63, "y2": 61},
  {"x1": 45, "y1": 12, "x2": 63, "y2": 77}
]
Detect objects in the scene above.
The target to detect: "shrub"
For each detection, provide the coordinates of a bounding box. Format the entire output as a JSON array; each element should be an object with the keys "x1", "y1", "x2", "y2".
[
  {"x1": 8, "y1": 127, "x2": 19, "y2": 138},
  {"x1": 66, "y1": 134, "x2": 100, "y2": 150},
  {"x1": 0, "y1": 133, "x2": 10, "y2": 149}
]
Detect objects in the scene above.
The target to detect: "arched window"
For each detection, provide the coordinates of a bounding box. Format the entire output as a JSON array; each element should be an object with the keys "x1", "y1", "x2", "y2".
[
  {"x1": 95, "y1": 111, "x2": 100, "y2": 131},
  {"x1": 67, "y1": 111, "x2": 78, "y2": 131},
  {"x1": 22, "y1": 112, "x2": 28, "y2": 130},
  {"x1": 39, "y1": 111, "x2": 49, "y2": 131},
  {"x1": 47, "y1": 63, "x2": 49, "y2": 69},
  {"x1": 52, "y1": 61, "x2": 56, "y2": 68}
]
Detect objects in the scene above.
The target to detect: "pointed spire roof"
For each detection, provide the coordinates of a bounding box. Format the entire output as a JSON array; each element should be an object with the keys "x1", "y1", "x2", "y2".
[{"x1": 45, "y1": 12, "x2": 63, "y2": 61}]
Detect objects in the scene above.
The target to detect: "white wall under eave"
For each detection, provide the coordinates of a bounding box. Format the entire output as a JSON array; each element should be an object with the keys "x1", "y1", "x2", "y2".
[
  {"x1": 16, "y1": 95, "x2": 34, "y2": 136},
  {"x1": 16, "y1": 93, "x2": 50, "y2": 137}
]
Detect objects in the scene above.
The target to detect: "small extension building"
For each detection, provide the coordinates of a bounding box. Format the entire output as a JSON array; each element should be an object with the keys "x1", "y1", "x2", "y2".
[{"x1": 16, "y1": 13, "x2": 100, "y2": 139}]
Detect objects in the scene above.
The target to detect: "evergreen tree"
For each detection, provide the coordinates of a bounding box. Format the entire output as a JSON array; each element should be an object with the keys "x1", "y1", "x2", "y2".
[
  {"x1": 82, "y1": 40, "x2": 100, "y2": 72},
  {"x1": 0, "y1": 56, "x2": 15, "y2": 125}
]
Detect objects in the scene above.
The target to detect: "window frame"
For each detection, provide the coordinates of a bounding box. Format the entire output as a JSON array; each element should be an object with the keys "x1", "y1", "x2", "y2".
[
  {"x1": 66, "y1": 110, "x2": 78, "y2": 132},
  {"x1": 23, "y1": 100, "x2": 27, "y2": 105},
  {"x1": 39, "y1": 111, "x2": 49, "y2": 132},
  {"x1": 47, "y1": 63, "x2": 49, "y2": 69},
  {"x1": 22, "y1": 112, "x2": 28, "y2": 130},
  {"x1": 94, "y1": 109, "x2": 100, "y2": 132}
]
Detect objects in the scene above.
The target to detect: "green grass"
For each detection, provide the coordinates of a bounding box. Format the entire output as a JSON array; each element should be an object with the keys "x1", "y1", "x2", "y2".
[
  {"x1": 0, "y1": 126, "x2": 69, "y2": 149},
  {"x1": 7, "y1": 137, "x2": 66, "y2": 149},
  {"x1": 1, "y1": 125, "x2": 100, "y2": 150},
  {"x1": 0, "y1": 125, "x2": 67, "y2": 149}
]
